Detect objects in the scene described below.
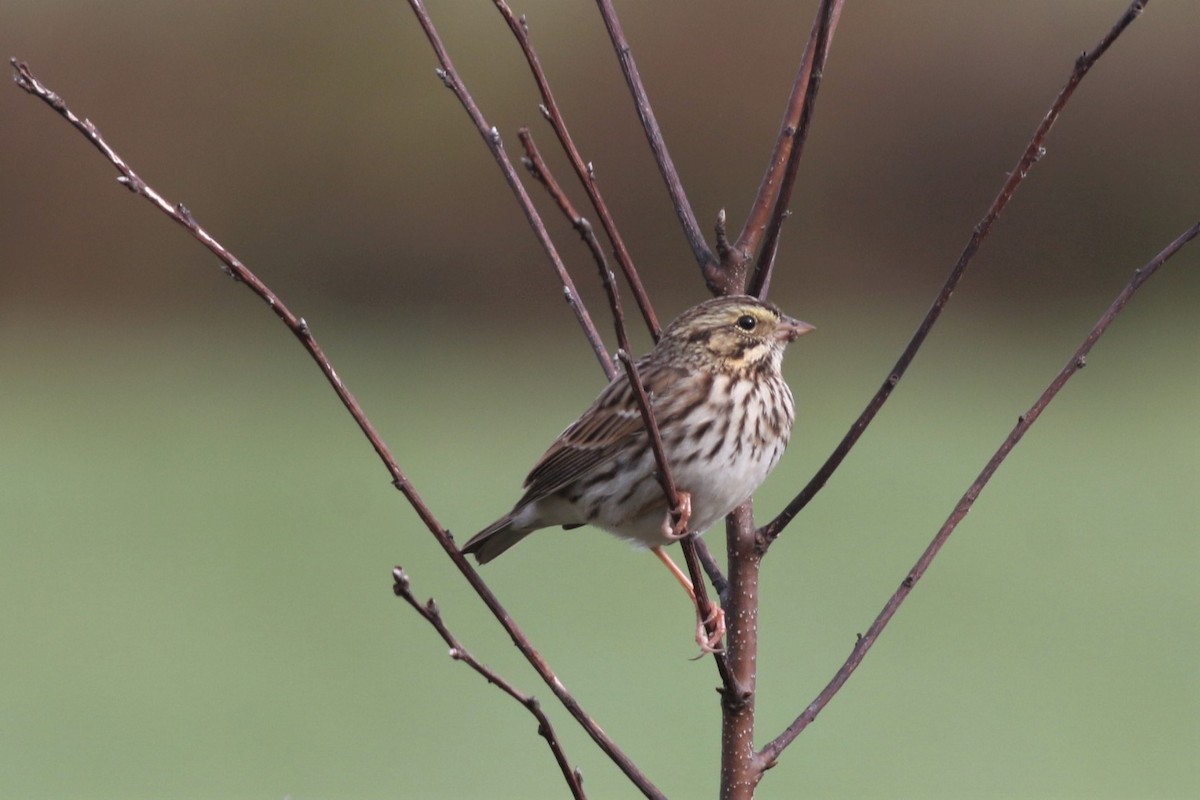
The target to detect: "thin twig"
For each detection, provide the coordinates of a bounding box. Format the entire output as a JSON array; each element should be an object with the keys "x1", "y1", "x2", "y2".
[
  {"x1": 11, "y1": 58, "x2": 664, "y2": 800},
  {"x1": 760, "y1": 219, "x2": 1199, "y2": 765},
  {"x1": 495, "y1": 0, "x2": 661, "y2": 340},
  {"x1": 518, "y1": 133, "x2": 671, "y2": 511},
  {"x1": 696, "y1": 534, "x2": 730, "y2": 601},
  {"x1": 594, "y1": 0, "x2": 721, "y2": 289},
  {"x1": 746, "y1": 0, "x2": 843, "y2": 299},
  {"x1": 392, "y1": 567, "x2": 586, "y2": 800},
  {"x1": 760, "y1": 0, "x2": 1152, "y2": 543},
  {"x1": 406, "y1": 1, "x2": 615, "y2": 380},
  {"x1": 521, "y1": 129, "x2": 731, "y2": 676}
]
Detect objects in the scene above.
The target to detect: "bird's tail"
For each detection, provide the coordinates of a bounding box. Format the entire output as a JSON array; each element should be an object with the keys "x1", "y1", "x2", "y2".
[{"x1": 460, "y1": 514, "x2": 535, "y2": 564}]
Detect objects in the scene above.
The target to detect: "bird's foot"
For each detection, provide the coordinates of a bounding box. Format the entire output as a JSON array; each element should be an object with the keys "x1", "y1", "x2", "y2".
[
  {"x1": 661, "y1": 490, "x2": 692, "y2": 542},
  {"x1": 694, "y1": 600, "x2": 726, "y2": 655}
]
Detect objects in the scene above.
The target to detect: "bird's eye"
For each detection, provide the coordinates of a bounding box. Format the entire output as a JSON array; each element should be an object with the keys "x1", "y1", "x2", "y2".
[{"x1": 736, "y1": 314, "x2": 757, "y2": 331}]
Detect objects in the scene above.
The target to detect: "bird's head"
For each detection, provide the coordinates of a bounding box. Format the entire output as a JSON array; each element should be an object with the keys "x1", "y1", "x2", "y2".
[{"x1": 660, "y1": 295, "x2": 814, "y2": 372}]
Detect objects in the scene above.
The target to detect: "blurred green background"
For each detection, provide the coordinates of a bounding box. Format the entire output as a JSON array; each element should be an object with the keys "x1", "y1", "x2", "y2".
[{"x1": 3, "y1": 1, "x2": 1198, "y2": 798}]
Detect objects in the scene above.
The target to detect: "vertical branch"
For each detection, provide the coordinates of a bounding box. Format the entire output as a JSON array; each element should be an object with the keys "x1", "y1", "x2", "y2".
[
  {"x1": 718, "y1": 503, "x2": 767, "y2": 800},
  {"x1": 734, "y1": 0, "x2": 842, "y2": 258},
  {"x1": 745, "y1": 0, "x2": 843, "y2": 299}
]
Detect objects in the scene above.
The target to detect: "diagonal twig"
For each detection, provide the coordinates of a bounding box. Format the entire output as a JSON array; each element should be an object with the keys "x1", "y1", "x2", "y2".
[
  {"x1": 760, "y1": 219, "x2": 1199, "y2": 764},
  {"x1": 520, "y1": 130, "x2": 732, "y2": 678},
  {"x1": 759, "y1": 0, "x2": 1152, "y2": 543},
  {"x1": 392, "y1": 567, "x2": 586, "y2": 800},
  {"x1": 406, "y1": 1, "x2": 616, "y2": 380},
  {"x1": 10, "y1": 58, "x2": 665, "y2": 800},
  {"x1": 495, "y1": 0, "x2": 661, "y2": 340},
  {"x1": 594, "y1": 0, "x2": 721, "y2": 289}
]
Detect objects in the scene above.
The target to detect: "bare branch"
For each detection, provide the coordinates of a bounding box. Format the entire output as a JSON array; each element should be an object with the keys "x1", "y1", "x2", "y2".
[
  {"x1": 760, "y1": 219, "x2": 1199, "y2": 765},
  {"x1": 405, "y1": 2, "x2": 615, "y2": 379},
  {"x1": 718, "y1": 503, "x2": 766, "y2": 800},
  {"x1": 745, "y1": 0, "x2": 843, "y2": 299},
  {"x1": 696, "y1": 536, "x2": 730, "y2": 600},
  {"x1": 521, "y1": 129, "x2": 731, "y2": 676},
  {"x1": 759, "y1": 0, "x2": 1152, "y2": 543},
  {"x1": 594, "y1": 0, "x2": 721, "y2": 289},
  {"x1": 495, "y1": 0, "x2": 661, "y2": 340},
  {"x1": 392, "y1": 567, "x2": 586, "y2": 800},
  {"x1": 518, "y1": 131, "x2": 672, "y2": 512},
  {"x1": 11, "y1": 58, "x2": 665, "y2": 800}
]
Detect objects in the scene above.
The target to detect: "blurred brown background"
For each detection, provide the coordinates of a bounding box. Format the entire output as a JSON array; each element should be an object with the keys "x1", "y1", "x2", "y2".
[
  {"x1": 5, "y1": 1, "x2": 1198, "y2": 323},
  {"x1": 3, "y1": 2, "x2": 1198, "y2": 798}
]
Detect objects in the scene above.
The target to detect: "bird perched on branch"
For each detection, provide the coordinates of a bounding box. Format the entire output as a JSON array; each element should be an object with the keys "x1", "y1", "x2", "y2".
[{"x1": 462, "y1": 294, "x2": 813, "y2": 651}]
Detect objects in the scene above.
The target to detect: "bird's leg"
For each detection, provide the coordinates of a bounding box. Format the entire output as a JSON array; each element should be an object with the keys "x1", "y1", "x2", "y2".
[
  {"x1": 660, "y1": 490, "x2": 692, "y2": 542},
  {"x1": 651, "y1": 545, "x2": 726, "y2": 654}
]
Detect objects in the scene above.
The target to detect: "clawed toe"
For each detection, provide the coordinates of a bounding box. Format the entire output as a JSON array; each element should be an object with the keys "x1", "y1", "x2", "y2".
[
  {"x1": 660, "y1": 490, "x2": 693, "y2": 541},
  {"x1": 693, "y1": 600, "x2": 726, "y2": 655}
]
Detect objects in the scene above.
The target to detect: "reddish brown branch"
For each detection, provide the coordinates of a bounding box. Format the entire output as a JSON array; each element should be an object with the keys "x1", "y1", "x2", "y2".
[
  {"x1": 495, "y1": 0, "x2": 661, "y2": 340},
  {"x1": 760, "y1": 0, "x2": 1152, "y2": 543},
  {"x1": 760, "y1": 218, "x2": 1199, "y2": 766},
  {"x1": 405, "y1": 1, "x2": 615, "y2": 380},
  {"x1": 392, "y1": 567, "x2": 586, "y2": 800},
  {"x1": 594, "y1": 0, "x2": 721, "y2": 289},
  {"x1": 718, "y1": 503, "x2": 765, "y2": 800},
  {"x1": 11, "y1": 58, "x2": 664, "y2": 800},
  {"x1": 520, "y1": 130, "x2": 730, "y2": 678},
  {"x1": 518, "y1": 131, "x2": 673, "y2": 510},
  {"x1": 745, "y1": 0, "x2": 843, "y2": 299}
]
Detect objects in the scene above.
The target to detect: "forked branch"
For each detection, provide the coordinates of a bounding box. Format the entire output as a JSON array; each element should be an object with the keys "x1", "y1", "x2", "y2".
[
  {"x1": 745, "y1": 0, "x2": 844, "y2": 298},
  {"x1": 11, "y1": 58, "x2": 665, "y2": 800},
  {"x1": 392, "y1": 567, "x2": 586, "y2": 800}
]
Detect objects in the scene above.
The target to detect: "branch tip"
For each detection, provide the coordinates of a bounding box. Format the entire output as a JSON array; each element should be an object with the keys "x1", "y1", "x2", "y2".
[
  {"x1": 391, "y1": 566, "x2": 410, "y2": 594},
  {"x1": 715, "y1": 208, "x2": 731, "y2": 260}
]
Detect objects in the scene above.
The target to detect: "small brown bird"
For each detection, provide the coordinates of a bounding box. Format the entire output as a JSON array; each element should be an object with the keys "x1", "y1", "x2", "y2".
[{"x1": 462, "y1": 295, "x2": 813, "y2": 649}]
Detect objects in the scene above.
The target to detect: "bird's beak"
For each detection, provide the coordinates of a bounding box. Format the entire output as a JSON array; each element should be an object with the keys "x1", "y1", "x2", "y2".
[{"x1": 776, "y1": 317, "x2": 816, "y2": 343}]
